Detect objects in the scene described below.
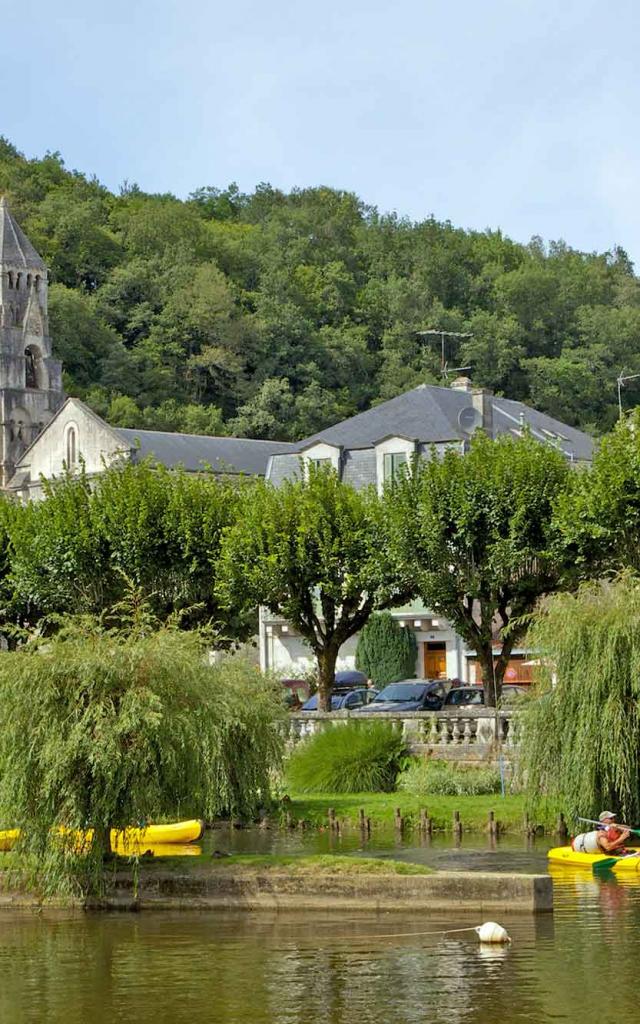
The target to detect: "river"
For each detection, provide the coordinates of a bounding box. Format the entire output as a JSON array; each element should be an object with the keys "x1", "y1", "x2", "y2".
[{"x1": 0, "y1": 832, "x2": 635, "y2": 1023}]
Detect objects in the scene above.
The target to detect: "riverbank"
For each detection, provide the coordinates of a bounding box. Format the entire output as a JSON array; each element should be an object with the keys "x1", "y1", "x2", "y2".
[
  {"x1": 283, "y1": 792, "x2": 551, "y2": 833},
  {"x1": 0, "y1": 853, "x2": 552, "y2": 914}
]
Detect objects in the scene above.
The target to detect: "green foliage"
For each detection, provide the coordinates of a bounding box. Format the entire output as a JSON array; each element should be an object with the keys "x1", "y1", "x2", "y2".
[
  {"x1": 2, "y1": 138, "x2": 639, "y2": 438},
  {"x1": 389, "y1": 430, "x2": 572, "y2": 701},
  {"x1": 397, "y1": 758, "x2": 502, "y2": 796},
  {"x1": 519, "y1": 573, "x2": 640, "y2": 823},
  {"x1": 0, "y1": 601, "x2": 285, "y2": 896},
  {"x1": 555, "y1": 409, "x2": 640, "y2": 573},
  {"x1": 217, "y1": 465, "x2": 412, "y2": 708},
  {"x1": 355, "y1": 611, "x2": 417, "y2": 686},
  {"x1": 6, "y1": 462, "x2": 251, "y2": 637},
  {"x1": 286, "y1": 722, "x2": 407, "y2": 794}
]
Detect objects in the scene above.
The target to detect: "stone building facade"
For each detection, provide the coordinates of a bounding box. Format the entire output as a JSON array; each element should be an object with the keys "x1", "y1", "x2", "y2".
[{"x1": 0, "y1": 197, "x2": 64, "y2": 486}]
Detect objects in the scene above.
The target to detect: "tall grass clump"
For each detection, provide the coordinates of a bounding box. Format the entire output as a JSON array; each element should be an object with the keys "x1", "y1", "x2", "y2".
[
  {"x1": 0, "y1": 591, "x2": 285, "y2": 897},
  {"x1": 397, "y1": 759, "x2": 502, "y2": 796},
  {"x1": 286, "y1": 722, "x2": 408, "y2": 793},
  {"x1": 519, "y1": 572, "x2": 640, "y2": 823}
]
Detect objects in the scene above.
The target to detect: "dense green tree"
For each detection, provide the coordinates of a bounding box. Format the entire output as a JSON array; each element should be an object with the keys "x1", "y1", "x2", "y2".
[
  {"x1": 7, "y1": 463, "x2": 251, "y2": 637},
  {"x1": 389, "y1": 432, "x2": 572, "y2": 704},
  {"x1": 217, "y1": 466, "x2": 413, "y2": 710},
  {"x1": 355, "y1": 612, "x2": 417, "y2": 687},
  {"x1": 555, "y1": 409, "x2": 640, "y2": 573},
  {"x1": 1, "y1": 137, "x2": 639, "y2": 439}
]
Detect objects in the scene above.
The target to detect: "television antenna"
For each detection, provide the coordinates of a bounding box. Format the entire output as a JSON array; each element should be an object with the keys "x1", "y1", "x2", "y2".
[
  {"x1": 617, "y1": 372, "x2": 640, "y2": 419},
  {"x1": 416, "y1": 330, "x2": 473, "y2": 377}
]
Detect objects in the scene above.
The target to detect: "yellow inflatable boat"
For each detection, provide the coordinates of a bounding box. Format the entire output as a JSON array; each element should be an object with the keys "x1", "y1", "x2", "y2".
[
  {"x1": 548, "y1": 845, "x2": 640, "y2": 873},
  {"x1": 0, "y1": 819, "x2": 205, "y2": 853}
]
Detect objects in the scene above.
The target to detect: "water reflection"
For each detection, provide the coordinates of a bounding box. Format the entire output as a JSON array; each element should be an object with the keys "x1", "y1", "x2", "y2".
[{"x1": 0, "y1": 833, "x2": 639, "y2": 1024}]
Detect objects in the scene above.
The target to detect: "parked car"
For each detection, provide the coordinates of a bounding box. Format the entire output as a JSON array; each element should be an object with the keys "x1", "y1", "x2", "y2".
[
  {"x1": 442, "y1": 685, "x2": 528, "y2": 708},
  {"x1": 300, "y1": 687, "x2": 376, "y2": 712},
  {"x1": 281, "y1": 679, "x2": 312, "y2": 710},
  {"x1": 357, "y1": 679, "x2": 449, "y2": 712}
]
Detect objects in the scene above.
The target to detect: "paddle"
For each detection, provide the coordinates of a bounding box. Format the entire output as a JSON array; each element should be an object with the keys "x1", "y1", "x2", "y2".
[{"x1": 576, "y1": 818, "x2": 640, "y2": 873}]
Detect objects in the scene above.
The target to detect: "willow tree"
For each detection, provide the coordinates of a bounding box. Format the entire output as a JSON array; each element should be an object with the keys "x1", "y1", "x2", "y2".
[
  {"x1": 217, "y1": 465, "x2": 414, "y2": 711},
  {"x1": 519, "y1": 574, "x2": 640, "y2": 823},
  {"x1": 389, "y1": 431, "x2": 572, "y2": 705},
  {"x1": 0, "y1": 595, "x2": 285, "y2": 897}
]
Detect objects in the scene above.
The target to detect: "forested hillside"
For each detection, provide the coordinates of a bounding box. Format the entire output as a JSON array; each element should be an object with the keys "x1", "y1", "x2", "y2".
[{"x1": 2, "y1": 136, "x2": 639, "y2": 439}]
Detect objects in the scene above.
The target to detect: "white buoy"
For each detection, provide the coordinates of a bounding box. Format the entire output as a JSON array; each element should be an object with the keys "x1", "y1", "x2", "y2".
[{"x1": 475, "y1": 921, "x2": 510, "y2": 944}]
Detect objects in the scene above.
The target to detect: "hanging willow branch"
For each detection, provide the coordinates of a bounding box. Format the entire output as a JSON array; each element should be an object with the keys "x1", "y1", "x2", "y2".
[{"x1": 519, "y1": 571, "x2": 640, "y2": 824}]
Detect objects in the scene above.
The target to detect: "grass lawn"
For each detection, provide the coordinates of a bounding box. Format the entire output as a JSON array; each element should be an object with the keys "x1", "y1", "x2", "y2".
[
  {"x1": 208, "y1": 854, "x2": 432, "y2": 875},
  {"x1": 284, "y1": 792, "x2": 553, "y2": 832}
]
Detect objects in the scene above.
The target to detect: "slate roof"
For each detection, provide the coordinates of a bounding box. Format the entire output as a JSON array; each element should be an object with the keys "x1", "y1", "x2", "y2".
[
  {"x1": 116, "y1": 427, "x2": 295, "y2": 475},
  {"x1": 0, "y1": 197, "x2": 46, "y2": 269},
  {"x1": 289, "y1": 384, "x2": 594, "y2": 462}
]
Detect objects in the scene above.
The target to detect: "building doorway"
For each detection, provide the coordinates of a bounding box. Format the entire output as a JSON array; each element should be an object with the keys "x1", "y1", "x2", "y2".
[{"x1": 423, "y1": 641, "x2": 447, "y2": 679}]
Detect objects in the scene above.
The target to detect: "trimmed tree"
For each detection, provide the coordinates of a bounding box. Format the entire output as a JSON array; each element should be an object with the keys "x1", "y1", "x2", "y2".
[
  {"x1": 389, "y1": 431, "x2": 572, "y2": 705},
  {"x1": 555, "y1": 409, "x2": 640, "y2": 573},
  {"x1": 7, "y1": 460, "x2": 252, "y2": 639},
  {"x1": 355, "y1": 611, "x2": 417, "y2": 687},
  {"x1": 217, "y1": 465, "x2": 414, "y2": 711}
]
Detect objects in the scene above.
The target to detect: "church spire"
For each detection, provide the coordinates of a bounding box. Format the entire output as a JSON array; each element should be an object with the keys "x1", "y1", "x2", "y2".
[{"x1": 0, "y1": 196, "x2": 46, "y2": 270}]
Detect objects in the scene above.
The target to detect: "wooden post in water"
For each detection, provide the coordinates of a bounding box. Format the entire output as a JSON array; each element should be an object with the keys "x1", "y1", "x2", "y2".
[
  {"x1": 488, "y1": 810, "x2": 498, "y2": 837},
  {"x1": 395, "y1": 807, "x2": 404, "y2": 834},
  {"x1": 328, "y1": 808, "x2": 336, "y2": 832},
  {"x1": 366, "y1": 817, "x2": 372, "y2": 836},
  {"x1": 359, "y1": 808, "x2": 367, "y2": 839},
  {"x1": 453, "y1": 810, "x2": 462, "y2": 837},
  {"x1": 557, "y1": 813, "x2": 568, "y2": 840},
  {"x1": 420, "y1": 808, "x2": 428, "y2": 834}
]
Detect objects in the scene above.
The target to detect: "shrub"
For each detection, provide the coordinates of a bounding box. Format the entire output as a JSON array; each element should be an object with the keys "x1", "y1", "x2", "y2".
[
  {"x1": 286, "y1": 722, "x2": 408, "y2": 793},
  {"x1": 355, "y1": 612, "x2": 417, "y2": 687},
  {"x1": 397, "y1": 758, "x2": 502, "y2": 796}
]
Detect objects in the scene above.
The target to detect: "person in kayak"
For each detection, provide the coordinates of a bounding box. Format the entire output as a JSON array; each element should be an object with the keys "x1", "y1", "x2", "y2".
[{"x1": 572, "y1": 811, "x2": 630, "y2": 855}]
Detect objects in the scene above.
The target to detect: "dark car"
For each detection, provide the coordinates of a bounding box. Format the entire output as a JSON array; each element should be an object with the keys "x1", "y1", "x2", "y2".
[
  {"x1": 358, "y1": 679, "x2": 448, "y2": 712},
  {"x1": 443, "y1": 685, "x2": 528, "y2": 708},
  {"x1": 300, "y1": 687, "x2": 375, "y2": 712}
]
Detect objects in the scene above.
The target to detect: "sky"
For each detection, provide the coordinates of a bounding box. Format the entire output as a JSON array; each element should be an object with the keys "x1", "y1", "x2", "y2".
[{"x1": 3, "y1": 0, "x2": 640, "y2": 261}]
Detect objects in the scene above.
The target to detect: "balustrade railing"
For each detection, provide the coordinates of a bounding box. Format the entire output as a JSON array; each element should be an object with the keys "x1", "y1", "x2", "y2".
[{"x1": 287, "y1": 708, "x2": 518, "y2": 758}]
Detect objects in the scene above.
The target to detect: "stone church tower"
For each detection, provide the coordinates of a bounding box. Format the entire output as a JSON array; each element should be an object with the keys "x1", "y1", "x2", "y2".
[{"x1": 0, "y1": 197, "x2": 64, "y2": 487}]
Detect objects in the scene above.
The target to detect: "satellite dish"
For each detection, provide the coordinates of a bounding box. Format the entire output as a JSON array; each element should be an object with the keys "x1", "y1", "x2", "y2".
[{"x1": 458, "y1": 406, "x2": 483, "y2": 435}]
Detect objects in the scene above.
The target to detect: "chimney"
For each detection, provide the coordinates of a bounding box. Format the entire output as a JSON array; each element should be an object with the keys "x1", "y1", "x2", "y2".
[
  {"x1": 450, "y1": 376, "x2": 473, "y2": 393},
  {"x1": 471, "y1": 387, "x2": 494, "y2": 436}
]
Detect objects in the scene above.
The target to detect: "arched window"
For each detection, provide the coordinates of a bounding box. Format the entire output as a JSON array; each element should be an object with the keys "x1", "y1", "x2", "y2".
[
  {"x1": 26, "y1": 274, "x2": 32, "y2": 288},
  {"x1": 34, "y1": 275, "x2": 40, "y2": 292},
  {"x1": 7, "y1": 272, "x2": 13, "y2": 289},
  {"x1": 15, "y1": 273, "x2": 21, "y2": 290},
  {"x1": 25, "y1": 346, "x2": 41, "y2": 388},
  {"x1": 66, "y1": 426, "x2": 77, "y2": 467}
]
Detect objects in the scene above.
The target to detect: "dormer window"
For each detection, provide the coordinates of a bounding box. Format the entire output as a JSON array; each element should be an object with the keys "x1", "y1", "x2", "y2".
[{"x1": 383, "y1": 451, "x2": 408, "y2": 485}]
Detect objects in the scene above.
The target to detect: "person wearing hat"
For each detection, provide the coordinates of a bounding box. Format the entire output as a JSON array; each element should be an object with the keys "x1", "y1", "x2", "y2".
[{"x1": 572, "y1": 812, "x2": 630, "y2": 855}]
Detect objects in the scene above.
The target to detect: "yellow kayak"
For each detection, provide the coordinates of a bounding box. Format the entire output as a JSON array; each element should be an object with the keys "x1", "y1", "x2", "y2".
[
  {"x1": 548, "y1": 845, "x2": 640, "y2": 873},
  {"x1": 0, "y1": 819, "x2": 205, "y2": 853}
]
